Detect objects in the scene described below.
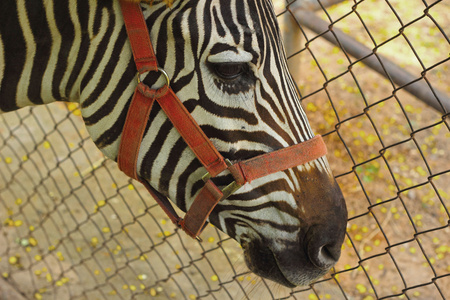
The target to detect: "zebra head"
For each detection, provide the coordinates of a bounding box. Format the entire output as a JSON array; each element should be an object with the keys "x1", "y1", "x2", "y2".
[
  {"x1": 116, "y1": 0, "x2": 348, "y2": 287},
  {"x1": 0, "y1": 0, "x2": 346, "y2": 287},
  {"x1": 77, "y1": 0, "x2": 348, "y2": 287}
]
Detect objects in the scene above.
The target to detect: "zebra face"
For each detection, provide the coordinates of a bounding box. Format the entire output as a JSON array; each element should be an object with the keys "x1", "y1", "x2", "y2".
[{"x1": 126, "y1": 0, "x2": 348, "y2": 287}]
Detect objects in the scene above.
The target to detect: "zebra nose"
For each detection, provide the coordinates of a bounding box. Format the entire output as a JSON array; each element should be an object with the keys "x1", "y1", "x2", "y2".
[{"x1": 306, "y1": 225, "x2": 344, "y2": 270}]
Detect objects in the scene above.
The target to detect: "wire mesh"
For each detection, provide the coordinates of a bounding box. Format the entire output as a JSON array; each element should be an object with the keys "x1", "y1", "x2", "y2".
[{"x1": 0, "y1": 0, "x2": 449, "y2": 299}]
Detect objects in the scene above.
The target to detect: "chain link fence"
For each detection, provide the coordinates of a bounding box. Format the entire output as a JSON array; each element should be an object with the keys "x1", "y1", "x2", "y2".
[{"x1": 1, "y1": 0, "x2": 449, "y2": 299}]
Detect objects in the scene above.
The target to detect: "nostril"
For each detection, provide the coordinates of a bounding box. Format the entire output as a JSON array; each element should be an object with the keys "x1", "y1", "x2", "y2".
[
  {"x1": 308, "y1": 241, "x2": 341, "y2": 270},
  {"x1": 304, "y1": 213, "x2": 347, "y2": 270}
]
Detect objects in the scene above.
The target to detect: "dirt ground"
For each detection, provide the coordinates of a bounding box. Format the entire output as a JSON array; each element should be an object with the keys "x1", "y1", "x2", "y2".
[{"x1": 1, "y1": 0, "x2": 449, "y2": 299}]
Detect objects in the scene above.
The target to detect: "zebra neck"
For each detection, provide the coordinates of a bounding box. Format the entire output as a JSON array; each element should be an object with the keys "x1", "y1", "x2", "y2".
[{"x1": 0, "y1": 0, "x2": 135, "y2": 114}]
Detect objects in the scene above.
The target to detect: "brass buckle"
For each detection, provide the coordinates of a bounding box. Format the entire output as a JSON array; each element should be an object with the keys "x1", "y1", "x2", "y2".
[{"x1": 201, "y1": 159, "x2": 243, "y2": 200}]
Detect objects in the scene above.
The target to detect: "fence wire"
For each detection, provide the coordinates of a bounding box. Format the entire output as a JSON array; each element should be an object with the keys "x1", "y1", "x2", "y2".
[{"x1": 0, "y1": 0, "x2": 449, "y2": 299}]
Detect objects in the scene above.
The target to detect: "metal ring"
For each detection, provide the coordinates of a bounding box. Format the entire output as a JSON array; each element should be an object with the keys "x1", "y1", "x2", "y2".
[{"x1": 137, "y1": 67, "x2": 170, "y2": 87}]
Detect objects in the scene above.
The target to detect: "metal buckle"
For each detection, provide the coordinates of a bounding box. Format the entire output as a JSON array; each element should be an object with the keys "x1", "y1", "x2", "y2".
[
  {"x1": 177, "y1": 220, "x2": 203, "y2": 242},
  {"x1": 137, "y1": 67, "x2": 171, "y2": 87},
  {"x1": 201, "y1": 159, "x2": 243, "y2": 200}
]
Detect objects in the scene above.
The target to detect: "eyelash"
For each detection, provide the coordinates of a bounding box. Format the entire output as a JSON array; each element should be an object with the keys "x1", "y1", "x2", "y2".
[
  {"x1": 211, "y1": 62, "x2": 247, "y2": 80},
  {"x1": 209, "y1": 64, "x2": 256, "y2": 95}
]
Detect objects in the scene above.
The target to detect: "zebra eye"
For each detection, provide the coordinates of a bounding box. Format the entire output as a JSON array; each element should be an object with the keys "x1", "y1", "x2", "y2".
[{"x1": 212, "y1": 63, "x2": 245, "y2": 80}]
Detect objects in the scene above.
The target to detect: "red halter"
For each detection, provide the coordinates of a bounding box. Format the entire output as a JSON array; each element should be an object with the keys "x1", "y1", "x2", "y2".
[{"x1": 117, "y1": 0, "x2": 327, "y2": 240}]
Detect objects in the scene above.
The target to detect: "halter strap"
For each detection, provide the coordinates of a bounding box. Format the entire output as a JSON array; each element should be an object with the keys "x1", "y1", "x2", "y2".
[
  {"x1": 120, "y1": 0, "x2": 158, "y2": 73},
  {"x1": 117, "y1": 0, "x2": 327, "y2": 239}
]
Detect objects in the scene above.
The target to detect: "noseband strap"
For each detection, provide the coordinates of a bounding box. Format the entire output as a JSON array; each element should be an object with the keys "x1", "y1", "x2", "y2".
[{"x1": 118, "y1": 0, "x2": 327, "y2": 240}]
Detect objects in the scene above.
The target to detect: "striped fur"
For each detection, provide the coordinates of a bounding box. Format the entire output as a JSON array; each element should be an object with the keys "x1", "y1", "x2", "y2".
[{"x1": 0, "y1": 0, "x2": 347, "y2": 287}]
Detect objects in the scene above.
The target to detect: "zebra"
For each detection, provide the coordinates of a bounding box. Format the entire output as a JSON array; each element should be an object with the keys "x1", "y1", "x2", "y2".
[{"x1": 0, "y1": 0, "x2": 347, "y2": 287}]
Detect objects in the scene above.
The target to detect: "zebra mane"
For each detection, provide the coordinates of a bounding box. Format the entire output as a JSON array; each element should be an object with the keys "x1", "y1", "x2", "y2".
[{"x1": 125, "y1": 0, "x2": 174, "y2": 7}]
